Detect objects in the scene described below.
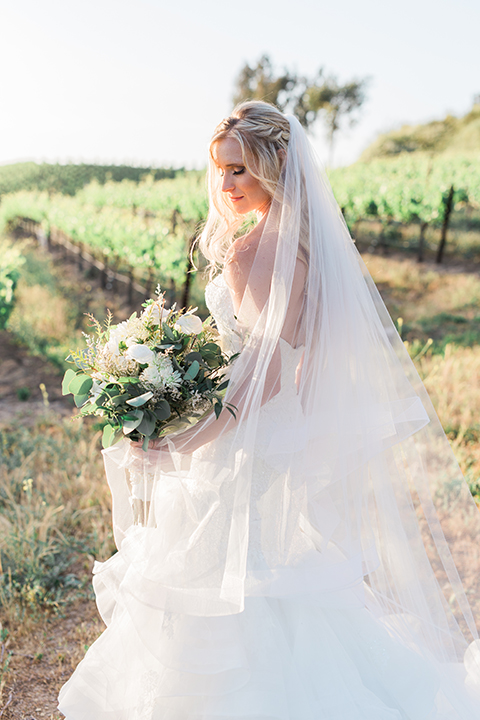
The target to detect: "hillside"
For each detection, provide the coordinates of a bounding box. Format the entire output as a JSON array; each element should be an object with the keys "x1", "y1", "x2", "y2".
[{"x1": 360, "y1": 103, "x2": 480, "y2": 161}]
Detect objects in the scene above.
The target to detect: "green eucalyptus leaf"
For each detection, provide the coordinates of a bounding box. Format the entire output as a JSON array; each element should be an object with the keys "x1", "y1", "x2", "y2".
[
  {"x1": 69, "y1": 374, "x2": 93, "y2": 396},
  {"x1": 137, "y1": 410, "x2": 157, "y2": 437},
  {"x1": 185, "y1": 352, "x2": 203, "y2": 364},
  {"x1": 126, "y1": 391, "x2": 154, "y2": 407},
  {"x1": 123, "y1": 409, "x2": 144, "y2": 433},
  {"x1": 162, "y1": 324, "x2": 176, "y2": 342},
  {"x1": 154, "y1": 400, "x2": 170, "y2": 421},
  {"x1": 184, "y1": 360, "x2": 200, "y2": 381},
  {"x1": 102, "y1": 424, "x2": 117, "y2": 448},
  {"x1": 122, "y1": 412, "x2": 139, "y2": 421},
  {"x1": 62, "y1": 369, "x2": 77, "y2": 395},
  {"x1": 74, "y1": 393, "x2": 89, "y2": 407}
]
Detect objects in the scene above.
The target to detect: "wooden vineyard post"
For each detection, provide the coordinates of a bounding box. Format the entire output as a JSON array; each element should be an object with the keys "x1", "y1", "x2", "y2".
[
  {"x1": 181, "y1": 233, "x2": 197, "y2": 310},
  {"x1": 168, "y1": 278, "x2": 176, "y2": 309},
  {"x1": 100, "y1": 259, "x2": 108, "y2": 289},
  {"x1": 417, "y1": 221, "x2": 428, "y2": 263},
  {"x1": 128, "y1": 268, "x2": 134, "y2": 306},
  {"x1": 110, "y1": 258, "x2": 118, "y2": 293},
  {"x1": 77, "y1": 243, "x2": 83, "y2": 271},
  {"x1": 145, "y1": 266, "x2": 154, "y2": 298},
  {"x1": 436, "y1": 185, "x2": 454, "y2": 264}
]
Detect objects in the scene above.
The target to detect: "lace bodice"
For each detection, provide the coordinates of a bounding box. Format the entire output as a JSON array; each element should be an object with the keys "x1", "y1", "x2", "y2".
[
  {"x1": 205, "y1": 273, "x2": 304, "y2": 391},
  {"x1": 204, "y1": 273, "x2": 243, "y2": 357}
]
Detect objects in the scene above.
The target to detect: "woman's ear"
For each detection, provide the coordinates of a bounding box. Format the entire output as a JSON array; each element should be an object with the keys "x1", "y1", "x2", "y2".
[{"x1": 277, "y1": 147, "x2": 287, "y2": 166}]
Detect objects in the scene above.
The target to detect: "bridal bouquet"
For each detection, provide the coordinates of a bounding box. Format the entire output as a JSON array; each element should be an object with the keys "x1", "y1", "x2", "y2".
[{"x1": 62, "y1": 288, "x2": 236, "y2": 450}]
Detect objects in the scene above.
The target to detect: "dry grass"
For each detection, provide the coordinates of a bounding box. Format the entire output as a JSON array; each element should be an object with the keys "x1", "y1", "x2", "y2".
[
  {"x1": 0, "y1": 416, "x2": 115, "y2": 716},
  {"x1": 363, "y1": 252, "x2": 480, "y2": 493},
  {"x1": 8, "y1": 284, "x2": 72, "y2": 348},
  {"x1": 0, "y1": 419, "x2": 114, "y2": 631}
]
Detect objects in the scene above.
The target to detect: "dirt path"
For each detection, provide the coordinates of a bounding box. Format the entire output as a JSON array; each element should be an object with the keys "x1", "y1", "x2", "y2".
[
  {"x1": 0, "y1": 330, "x2": 71, "y2": 427},
  {"x1": 1, "y1": 597, "x2": 104, "y2": 719}
]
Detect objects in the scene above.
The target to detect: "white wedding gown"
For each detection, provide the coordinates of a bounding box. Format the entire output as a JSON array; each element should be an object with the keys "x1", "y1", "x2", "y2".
[{"x1": 58, "y1": 274, "x2": 479, "y2": 720}]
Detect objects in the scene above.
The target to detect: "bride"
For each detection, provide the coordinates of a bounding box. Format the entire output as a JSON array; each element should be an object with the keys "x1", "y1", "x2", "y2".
[{"x1": 59, "y1": 101, "x2": 480, "y2": 719}]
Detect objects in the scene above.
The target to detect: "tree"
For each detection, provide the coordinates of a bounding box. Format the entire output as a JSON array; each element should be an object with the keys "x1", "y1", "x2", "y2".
[
  {"x1": 304, "y1": 73, "x2": 368, "y2": 166},
  {"x1": 233, "y1": 56, "x2": 369, "y2": 166},
  {"x1": 232, "y1": 55, "x2": 298, "y2": 112}
]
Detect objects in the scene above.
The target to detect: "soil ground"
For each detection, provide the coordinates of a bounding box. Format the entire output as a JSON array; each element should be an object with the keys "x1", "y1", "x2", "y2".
[
  {"x1": 1, "y1": 598, "x2": 104, "y2": 719},
  {"x1": 0, "y1": 330, "x2": 71, "y2": 428}
]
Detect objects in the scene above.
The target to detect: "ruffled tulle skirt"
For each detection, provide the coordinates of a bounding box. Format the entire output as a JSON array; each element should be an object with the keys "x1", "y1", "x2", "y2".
[
  {"x1": 59, "y1": 551, "x2": 479, "y2": 720},
  {"x1": 58, "y1": 342, "x2": 480, "y2": 718}
]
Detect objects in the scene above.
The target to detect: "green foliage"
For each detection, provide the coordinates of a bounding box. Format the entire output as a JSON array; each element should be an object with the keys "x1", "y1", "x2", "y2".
[
  {"x1": 0, "y1": 625, "x2": 12, "y2": 701},
  {"x1": 233, "y1": 54, "x2": 298, "y2": 112},
  {"x1": 0, "y1": 162, "x2": 180, "y2": 200},
  {"x1": 0, "y1": 422, "x2": 114, "y2": 616},
  {"x1": 4, "y1": 243, "x2": 88, "y2": 370},
  {"x1": 0, "y1": 239, "x2": 24, "y2": 329},
  {"x1": 329, "y1": 153, "x2": 480, "y2": 229},
  {"x1": 360, "y1": 103, "x2": 480, "y2": 161},
  {"x1": 233, "y1": 55, "x2": 368, "y2": 162},
  {"x1": 0, "y1": 173, "x2": 208, "y2": 288},
  {"x1": 62, "y1": 298, "x2": 235, "y2": 449}
]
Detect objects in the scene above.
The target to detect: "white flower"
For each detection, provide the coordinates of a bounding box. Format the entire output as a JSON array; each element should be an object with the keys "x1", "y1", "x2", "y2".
[
  {"x1": 140, "y1": 354, "x2": 182, "y2": 390},
  {"x1": 125, "y1": 344, "x2": 155, "y2": 363},
  {"x1": 104, "y1": 337, "x2": 120, "y2": 356},
  {"x1": 174, "y1": 313, "x2": 203, "y2": 335},
  {"x1": 142, "y1": 302, "x2": 169, "y2": 325},
  {"x1": 91, "y1": 380, "x2": 105, "y2": 399}
]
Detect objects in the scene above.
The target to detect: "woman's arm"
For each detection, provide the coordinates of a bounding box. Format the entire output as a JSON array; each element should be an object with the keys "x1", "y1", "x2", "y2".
[{"x1": 147, "y1": 245, "x2": 306, "y2": 459}]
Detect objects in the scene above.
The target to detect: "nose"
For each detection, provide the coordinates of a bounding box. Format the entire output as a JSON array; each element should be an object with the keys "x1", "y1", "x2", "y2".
[{"x1": 221, "y1": 172, "x2": 234, "y2": 193}]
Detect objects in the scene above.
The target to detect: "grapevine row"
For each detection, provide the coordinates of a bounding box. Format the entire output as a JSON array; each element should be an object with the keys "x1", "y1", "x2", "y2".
[{"x1": 0, "y1": 155, "x2": 478, "y2": 293}]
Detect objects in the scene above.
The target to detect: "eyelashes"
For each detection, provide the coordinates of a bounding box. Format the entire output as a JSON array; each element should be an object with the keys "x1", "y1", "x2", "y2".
[{"x1": 219, "y1": 167, "x2": 245, "y2": 177}]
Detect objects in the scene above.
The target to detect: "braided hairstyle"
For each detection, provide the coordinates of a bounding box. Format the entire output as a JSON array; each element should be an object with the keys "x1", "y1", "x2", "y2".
[{"x1": 199, "y1": 101, "x2": 291, "y2": 271}]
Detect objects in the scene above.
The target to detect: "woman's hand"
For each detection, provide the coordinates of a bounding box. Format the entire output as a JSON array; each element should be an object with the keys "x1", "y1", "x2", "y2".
[{"x1": 128, "y1": 438, "x2": 177, "y2": 474}]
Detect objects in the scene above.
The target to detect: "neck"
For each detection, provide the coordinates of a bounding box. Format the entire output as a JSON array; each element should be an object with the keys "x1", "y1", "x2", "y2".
[{"x1": 255, "y1": 200, "x2": 271, "y2": 221}]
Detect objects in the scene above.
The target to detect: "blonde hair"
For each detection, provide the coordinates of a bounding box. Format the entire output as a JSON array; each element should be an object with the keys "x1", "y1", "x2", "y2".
[{"x1": 198, "y1": 101, "x2": 291, "y2": 272}]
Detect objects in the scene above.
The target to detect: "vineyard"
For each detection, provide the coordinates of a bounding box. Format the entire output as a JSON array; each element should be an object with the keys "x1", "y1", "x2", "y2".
[
  {"x1": 329, "y1": 152, "x2": 480, "y2": 261},
  {"x1": 0, "y1": 173, "x2": 208, "y2": 308},
  {"x1": 0, "y1": 162, "x2": 178, "y2": 199},
  {"x1": 0, "y1": 153, "x2": 479, "y2": 312}
]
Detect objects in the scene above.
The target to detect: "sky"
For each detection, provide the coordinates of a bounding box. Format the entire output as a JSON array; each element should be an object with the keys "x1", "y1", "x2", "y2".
[{"x1": 0, "y1": 0, "x2": 478, "y2": 169}]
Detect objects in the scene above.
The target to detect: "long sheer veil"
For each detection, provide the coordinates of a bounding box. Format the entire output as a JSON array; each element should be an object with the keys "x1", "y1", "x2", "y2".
[{"x1": 101, "y1": 115, "x2": 480, "y2": 711}]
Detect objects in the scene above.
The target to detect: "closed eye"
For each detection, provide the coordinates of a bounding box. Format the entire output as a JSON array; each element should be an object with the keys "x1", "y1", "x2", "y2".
[{"x1": 218, "y1": 167, "x2": 245, "y2": 178}]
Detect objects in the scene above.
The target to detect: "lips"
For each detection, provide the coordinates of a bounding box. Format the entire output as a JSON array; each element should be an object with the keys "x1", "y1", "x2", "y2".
[{"x1": 229, "y1": 196, "x2": 244, "y2": 202}]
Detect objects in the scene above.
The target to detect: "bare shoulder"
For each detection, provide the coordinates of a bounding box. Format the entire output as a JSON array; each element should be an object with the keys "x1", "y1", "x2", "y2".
[
  {"x1": 223, "y1": 227, "x2": 263, "y2": 301},
  {"x1": 224, "y1": 227, "x2": 262, "y2": 267}
]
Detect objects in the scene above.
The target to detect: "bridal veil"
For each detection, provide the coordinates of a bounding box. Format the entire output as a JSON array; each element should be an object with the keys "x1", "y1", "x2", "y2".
[{"x1": 99, "y1": 110, "x2": 480, "y2": 712}]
